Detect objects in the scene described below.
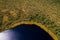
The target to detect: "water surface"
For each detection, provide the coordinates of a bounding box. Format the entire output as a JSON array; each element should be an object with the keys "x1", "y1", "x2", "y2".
[{"x1": 0, "y1": 24, "x2": 53, "y2": 40}]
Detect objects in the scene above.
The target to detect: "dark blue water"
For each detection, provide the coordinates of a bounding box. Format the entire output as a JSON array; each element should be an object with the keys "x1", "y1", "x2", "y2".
[{"x1": 0, "y1": 24, "x2": 53, "y2": 40}]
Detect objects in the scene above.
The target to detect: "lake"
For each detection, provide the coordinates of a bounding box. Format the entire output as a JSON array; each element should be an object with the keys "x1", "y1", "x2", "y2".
[{"x1": 0, "y1": 24, "x2": 53, "y2": 40}]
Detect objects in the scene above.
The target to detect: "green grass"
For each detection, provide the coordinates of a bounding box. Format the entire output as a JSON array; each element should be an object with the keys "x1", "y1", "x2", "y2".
[{"x1": 0, "y1": 0, "x2": 60, "y2": 40}]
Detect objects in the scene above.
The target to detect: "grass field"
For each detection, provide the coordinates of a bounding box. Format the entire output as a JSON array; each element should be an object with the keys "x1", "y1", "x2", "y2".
[{"x1": 0, "y1": 0, "x2": 60, "y2": 40}]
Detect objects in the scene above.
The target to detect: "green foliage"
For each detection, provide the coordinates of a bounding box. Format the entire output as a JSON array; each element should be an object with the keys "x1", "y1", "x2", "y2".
[{"x1": 0, "y1": 13, "x2": 3, "y2": 26}]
